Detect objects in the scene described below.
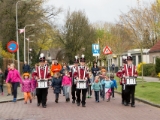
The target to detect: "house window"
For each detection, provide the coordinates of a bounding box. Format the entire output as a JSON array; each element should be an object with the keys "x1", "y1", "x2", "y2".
[
  {"x1": 138, "y1": 55, "x2": 141, "y2": 63},
  {"x1": 132, "y1": 56, "x2": 136, "y2": 65}
]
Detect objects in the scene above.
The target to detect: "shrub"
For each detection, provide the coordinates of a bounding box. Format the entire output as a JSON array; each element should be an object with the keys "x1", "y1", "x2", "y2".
[
  {"x1": 155, "y1": 57, "x2": 160, "y2": 74},
  {"x1": 143, "y1": 63, "x2": 155, "y2": 76},
  {"x1": 137, "y1": 62, "x2": 145, "y2": 76}
]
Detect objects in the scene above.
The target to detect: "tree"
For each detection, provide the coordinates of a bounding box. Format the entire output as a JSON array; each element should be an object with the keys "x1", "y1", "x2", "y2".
[
  {"x1": 57, "y1": 10, "x2": 96, "y2": 63},
  {"x1": 0, "y1": 0, "x2": 61, "y2": 61}
]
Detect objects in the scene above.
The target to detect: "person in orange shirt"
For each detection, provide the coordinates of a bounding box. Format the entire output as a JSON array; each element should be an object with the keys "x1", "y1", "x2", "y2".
[{"x1": 51, "y1": 60, "x2": 62, "y2": 76}]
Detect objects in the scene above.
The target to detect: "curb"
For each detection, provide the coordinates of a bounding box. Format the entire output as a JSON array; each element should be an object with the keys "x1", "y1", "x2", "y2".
[
  {"x1": 115, "y1": 91, "x2": 160, "y2": 108},
  {"x1": 0, "y1": 98, "x2": 24, "y2": 103}
]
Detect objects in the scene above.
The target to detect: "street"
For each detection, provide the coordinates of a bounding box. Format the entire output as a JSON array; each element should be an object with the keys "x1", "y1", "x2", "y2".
[{"x1": 0, "y1": 88, "x2": 160, "y2": 120}]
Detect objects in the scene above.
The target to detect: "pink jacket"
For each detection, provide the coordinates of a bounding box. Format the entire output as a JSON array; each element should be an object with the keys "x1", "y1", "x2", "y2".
[
  {"x1": 6, "y1": 69, "x2": 22, "y2": 83},
  {"x1": 21, "y1": 79, "x2": 33, "y2": 92},
  {"x1": 31, "y1": 79, "x2": 37, "y2": 90},
  {"x1": 62, "y1": 75, "x2": 72, "y2": 86}
]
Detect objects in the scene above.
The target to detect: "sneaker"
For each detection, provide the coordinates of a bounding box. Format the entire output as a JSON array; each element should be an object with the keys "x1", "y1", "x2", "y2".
[
  {"x1": 7, "y1": 94, "x2": 10, "y2": 96},
  {"x1": 12, "y1": 98, "x2": 17, "y2": 102},
  {"x1": 82, "y1": 104, "x2": 86, "y2": 107},
  {"x1": 42, "y1": 105, "x2": 46, "y2": 108}
]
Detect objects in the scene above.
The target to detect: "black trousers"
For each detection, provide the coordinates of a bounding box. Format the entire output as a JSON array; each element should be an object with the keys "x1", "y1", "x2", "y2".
[
  {"x1": 71, "y1": 84, "x2": 76, "y2": 101},
  {"x1": 0, "y1": 85, "x2": 3, "y2": 92},
  {"x1": 87, "y1": 85, "x2": 92, "y2": 96},
  {"x1": 125, "y1": 85, "x2": 135, "y2": 105},
  {"x1": 12, "y1": 82, "x2": 19, "y2": 98},
  {"x1": 111, "y1": 88, "x2": 114, "y2": 98},
  {"x1": 36, "y1": 88, "x2": 48, "y2": 106},
  {"x1": 121, "y1": 84, "x2": 126, "y2": 103},
  {"x1": 76, "y1": 89, "x2": 87, "y2": 105},
  {"x1": 94, "y1": 91, "x2": 99, "y2": 101},
  {"x1": 55, "y1": 93, "x2": 59, "y2": 100}
]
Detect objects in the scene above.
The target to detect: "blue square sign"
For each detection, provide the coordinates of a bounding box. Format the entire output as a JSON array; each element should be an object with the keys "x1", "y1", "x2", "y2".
[{"x1": 92, "y1": 44, "x2": 100, "y2": 56}]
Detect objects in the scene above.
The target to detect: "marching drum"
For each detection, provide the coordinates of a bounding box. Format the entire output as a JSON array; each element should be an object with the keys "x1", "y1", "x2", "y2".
[
  {"x1": 37, "y1": 80, "x2": 48, "y2": 88},
  {"x1": 76, "y1": 80, "x2": 87, "y2": 89},
  {"x1": 126, "y1": 77, "x2": 136, "y2": 85}
]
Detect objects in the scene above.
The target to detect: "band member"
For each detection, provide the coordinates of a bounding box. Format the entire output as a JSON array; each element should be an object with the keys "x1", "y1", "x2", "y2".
[
  {"x1": 116, "y1": 56, "x2": 127, "y2": 105},
  {"x1": 122, "y1": 53, "x2": 138, "y2": 107},
  {"x1": 73, "y1": 55, "x2": 89, "y2": 107},
  {"x1": 32, "y1": 53, "x2": 51, "y2": 108},
  {"x1": 71, "y1": 56, "x2": 79, "y2": 103}
]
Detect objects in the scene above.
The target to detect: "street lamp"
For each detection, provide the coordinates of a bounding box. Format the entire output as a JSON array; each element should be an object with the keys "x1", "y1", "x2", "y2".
[
  {"x1": 16, "y1": 0, "x2": 31, "y2": 72},
  {"x1": 26, "y1": 34, "x2": 35, "y2": 64},
  {"x1": 24, "y1": 24, "x2": 35, "y2": 62}
]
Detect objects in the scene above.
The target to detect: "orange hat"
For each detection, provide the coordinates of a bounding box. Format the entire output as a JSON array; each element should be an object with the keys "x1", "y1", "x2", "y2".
[{"x1": 23, "y1": 73, "x2": 30, "y2": 77}]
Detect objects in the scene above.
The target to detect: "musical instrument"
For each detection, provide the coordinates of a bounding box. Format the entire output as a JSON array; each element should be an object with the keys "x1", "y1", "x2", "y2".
[
  {"x1": 125, "y1": 77, "x2": 136, "y2": 85},
  {"x1": 37, "y1": 80, "x2": 48, "y2": 88},
  {"x1": 76, "y1": 80, "x2": 87, "y2": 89}
]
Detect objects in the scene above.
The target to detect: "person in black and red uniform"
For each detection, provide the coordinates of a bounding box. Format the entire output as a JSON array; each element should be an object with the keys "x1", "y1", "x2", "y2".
[
  {"x1": 70, "y1": 56, "x2": 79, "y2": 103},
  {"x1": 73, "y1": 55, "x2": 89, "y2": 107},
  {"x1": 122, "y1": 53, "x2": 138, "y2": 107},
  {"x1": 32, "y1": 53, "x2": 51, "y2": 108}
]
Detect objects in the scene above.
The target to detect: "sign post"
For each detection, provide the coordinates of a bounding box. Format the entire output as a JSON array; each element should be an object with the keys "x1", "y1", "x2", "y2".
[
  {"x1": 103, "y1": 46, "x2": 112, "y2": 78},
  {"x1": 7, "y1": 41, "x2": 19, "y2": 64},
  {"x1": 92, "y1": 44, "x2": 100, "y2": 62}
]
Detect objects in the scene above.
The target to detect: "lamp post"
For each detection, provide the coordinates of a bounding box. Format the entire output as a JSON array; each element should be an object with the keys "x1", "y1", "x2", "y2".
[
  {"x1": 24, "y1": 24, "x2": 35, "y2": 62},
  {"x1": 26, "y1": 34, "x2": 34, "y2": 64},
  {"x1": 16, "y1": 0, "x2": 31, "y2": 71}
]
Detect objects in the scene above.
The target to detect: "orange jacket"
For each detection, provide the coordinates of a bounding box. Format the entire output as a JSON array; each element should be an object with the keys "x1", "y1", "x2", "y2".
[{"x1": 51, "y1": 64, "x2": 62, "y2": 75}]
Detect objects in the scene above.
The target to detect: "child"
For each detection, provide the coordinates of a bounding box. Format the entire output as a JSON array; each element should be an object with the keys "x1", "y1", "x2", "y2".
[
  {"x1": 0, "y1": 68, "x2": 4, "y2": 95},
  {"x1": 87, "y1": 71, "x2": 93, "y2": 98},
  {"x1": 99, "y1": 70, "x2": 108, "y2": 98},
  {"x1": 52, "y1": 72, "x2": 62, "y2": 103},
  {"x1": 91, "y1": 76, "x2": 102, "y2": 102},
  {"x1": 62, "y1": 70, "x2": 72, "y2": 102},
  {"x1": 101, "y1": 76, "x2": 113, "y2": 102},
  {"x1": 31, "y1": 78, "x2": 37, "y2": 99},
  {"x1": 110, "y1": 74, "x2": 117, "y2": 99},
  {"x1": 21, "y1": 73, "x2": 32, "y2": 104}
]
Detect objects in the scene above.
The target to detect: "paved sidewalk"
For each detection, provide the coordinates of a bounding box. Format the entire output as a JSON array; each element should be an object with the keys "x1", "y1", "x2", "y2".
[
  {"x1": 138, "y1": 76, "x2": 160, "y2": 82},
  {"x1": 0, "y1": 84, "x2": 24, "y2": 103},
  {"x1": 0, "y1": 88, "x2": 160, "y2": 120}
]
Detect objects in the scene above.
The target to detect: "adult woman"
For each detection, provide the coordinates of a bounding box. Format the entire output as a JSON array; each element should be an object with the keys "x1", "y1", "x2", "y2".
[
  {"x1": 91, "y1": 62, "x2": 100, "y2": 79},
  {"x1": 6, "y1": 63, "x2": 22, "y2": 102}
]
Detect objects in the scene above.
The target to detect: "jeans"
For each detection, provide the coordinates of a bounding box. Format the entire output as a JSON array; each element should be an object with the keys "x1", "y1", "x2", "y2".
[
  {"x1": 12, "y1": 82, "x2": 19, "y2": 98},
  {"x1": 94, "y1": 91, "x2": 99, "y2": 101},
  {"x1": 0, "y1": 85, "x2": 3, "y2": 92},
  {"x1": 64, "y1": 86, "x2": 70, "y2": 99},
  {"x1": 87, "y1": 85, "x2": 92, "y2": 96}
]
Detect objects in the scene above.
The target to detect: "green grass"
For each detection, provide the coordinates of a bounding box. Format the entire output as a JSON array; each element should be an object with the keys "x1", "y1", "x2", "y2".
[{"x1": 115, "y1": 77, "x2": 160, "y2": 105}]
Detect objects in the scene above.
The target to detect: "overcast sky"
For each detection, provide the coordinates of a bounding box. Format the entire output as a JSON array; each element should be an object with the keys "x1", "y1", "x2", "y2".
[{"x1": 44, "y1": 0, "x2": 155, "y2": 25}]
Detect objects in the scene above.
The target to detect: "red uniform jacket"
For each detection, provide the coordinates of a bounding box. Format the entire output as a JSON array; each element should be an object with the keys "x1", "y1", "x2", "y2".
[
  {"x1": 73, "y1": 66, "x2": 89, "y2": 80},
  {"x1": 121, "y1": 64, "x2": 138, "y2": 84},
  {"x1": 32, "y1": 65, "x2": 51, "y2": 79}
]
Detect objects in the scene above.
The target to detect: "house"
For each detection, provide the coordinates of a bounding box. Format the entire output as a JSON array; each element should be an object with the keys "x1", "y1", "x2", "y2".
[
  {"x1": 148, "y1": 40, "x2": 160, "y2": 64},
  {"x1": 107, "y1": 49, "x2": 150, "y2": 67}
]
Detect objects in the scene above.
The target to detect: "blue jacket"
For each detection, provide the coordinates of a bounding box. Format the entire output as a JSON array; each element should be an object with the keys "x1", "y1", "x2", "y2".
[
  {"x1": 111, "y1": 79, "x2": 117, "y2": 89},
  {"x1": 52, "y1": 77, "x2": 62, "y2": 94},
  {"x1": 91, "y1": 82, "x2": 102, "y2": 91},
  {"x1": 101, "y1": 80, "x2": 113, "y2": 88}
]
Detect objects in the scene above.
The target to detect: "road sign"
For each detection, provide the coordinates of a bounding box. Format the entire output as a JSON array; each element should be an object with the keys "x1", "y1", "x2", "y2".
[
  {"x1": 92, "y1": 44, "x2": 100, "y2": 56},
  {"x1": 103, "y1": 46, "x2": 112, "y2": 55},
  {"x1": 7, "y1": 41, "x2": 18, "y2": 53}
]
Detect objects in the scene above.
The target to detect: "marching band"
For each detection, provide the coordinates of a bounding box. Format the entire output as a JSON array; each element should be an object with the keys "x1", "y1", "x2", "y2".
[{"x1": 24, "y1": 52, "x2": 138, "y2": 108}]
